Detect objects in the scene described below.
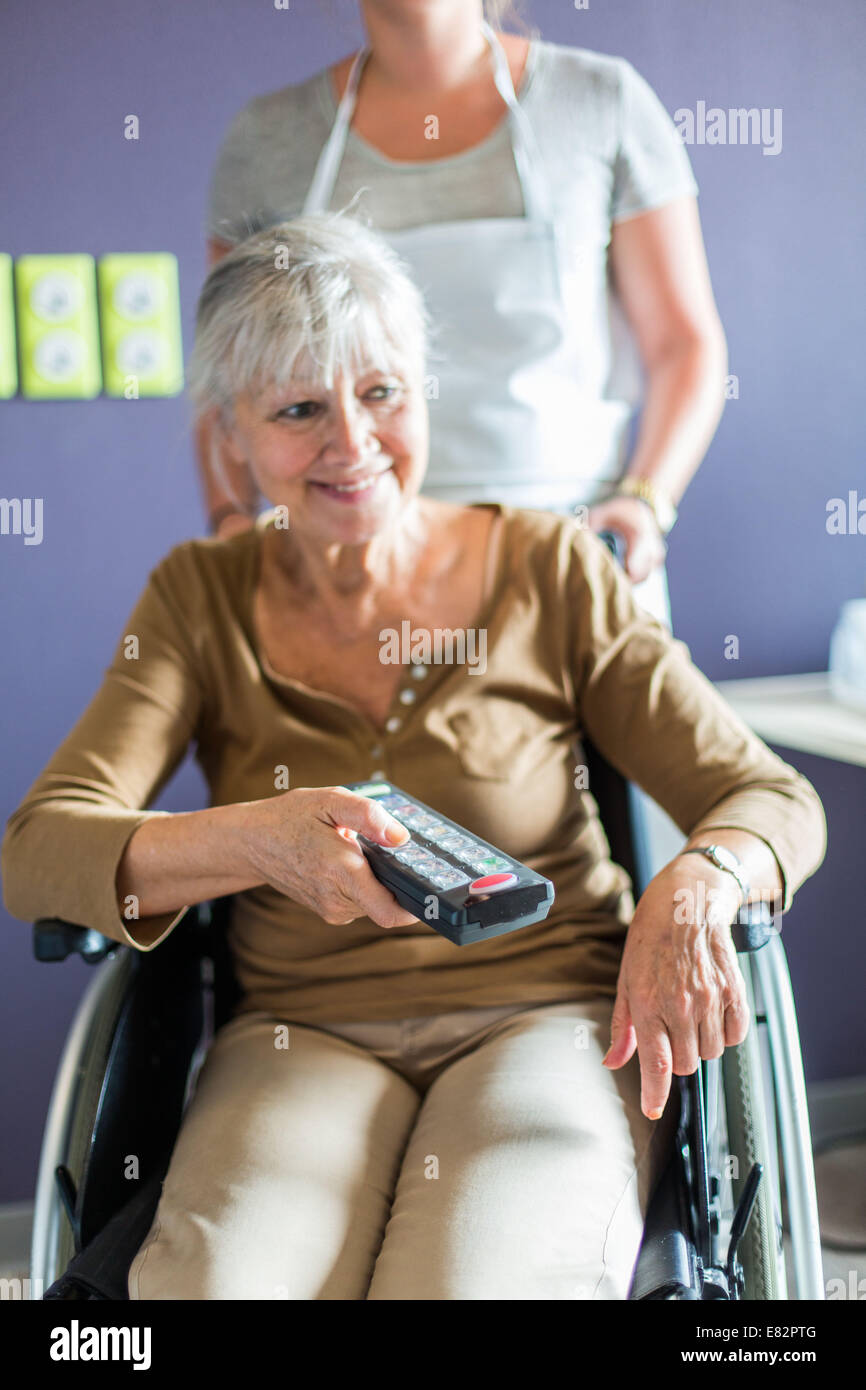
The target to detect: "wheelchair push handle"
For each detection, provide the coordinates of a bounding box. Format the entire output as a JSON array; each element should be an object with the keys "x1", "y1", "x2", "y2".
[{"x1": 596, "y1": 527, "x2": 628, "y2": 567}]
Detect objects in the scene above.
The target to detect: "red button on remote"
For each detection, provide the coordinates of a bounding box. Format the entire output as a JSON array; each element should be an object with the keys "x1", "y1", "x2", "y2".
[{"x1": 468, "y1": 873, "x2": 518, "y2": 895}]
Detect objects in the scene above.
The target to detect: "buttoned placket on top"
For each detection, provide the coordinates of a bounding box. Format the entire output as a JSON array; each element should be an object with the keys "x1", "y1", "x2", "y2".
[
  {"x1": 366, "y1": 659, "x2": 431, "y2": 780},
  {"x1": 249, "y1": 505, "x2": 510, "y2": 784}
]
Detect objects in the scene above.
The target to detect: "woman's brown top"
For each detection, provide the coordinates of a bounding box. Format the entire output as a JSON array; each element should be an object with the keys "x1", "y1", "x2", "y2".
[{"x1": 2, "y1": 505, "x2": 827, "y2": 1023}]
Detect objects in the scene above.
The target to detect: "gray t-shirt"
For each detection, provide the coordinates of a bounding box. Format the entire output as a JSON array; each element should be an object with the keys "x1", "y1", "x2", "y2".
[
  {"x1": 207, "y1": 39, "x2": 698, "y2": 242},
  {"x1": 206, "y1": 40, "x2": 699, "y2": 509}
]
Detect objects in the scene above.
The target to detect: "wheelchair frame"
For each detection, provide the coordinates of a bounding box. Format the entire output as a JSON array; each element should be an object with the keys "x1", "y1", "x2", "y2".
[{"x1": 28, "y1": 741, "x2": 825, "y2": 1301}]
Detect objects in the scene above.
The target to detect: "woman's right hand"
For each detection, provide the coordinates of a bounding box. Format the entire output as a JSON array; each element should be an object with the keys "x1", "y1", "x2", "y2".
[{"x1": 238, "y1": 786, "x2": 419, "y2": 929}]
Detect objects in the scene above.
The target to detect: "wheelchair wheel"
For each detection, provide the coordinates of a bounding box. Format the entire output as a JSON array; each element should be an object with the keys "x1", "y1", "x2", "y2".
[
  {"x1": 32, "y1": 951, "x2": 136, "y2": 1289},
  {"x1": 721, "y1": 952, "x2": 786, "y2": 1300}
]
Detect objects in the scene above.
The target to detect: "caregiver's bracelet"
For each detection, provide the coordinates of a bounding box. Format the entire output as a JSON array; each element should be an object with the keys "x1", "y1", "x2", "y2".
[{"x1": 615, "y1": 477, "x2": 678, "y2": 536}]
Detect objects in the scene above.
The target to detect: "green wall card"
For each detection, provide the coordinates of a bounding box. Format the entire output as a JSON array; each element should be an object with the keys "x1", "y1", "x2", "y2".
[
  {"x1": 97, "y1": 253, "x2": 184, "y2": 397},
  {"x1": 14, "y1": 254, "x2": 102, "y2": 399},
  {"x1": 0, "y1": 255, "x2": 17, "y2": 398}
]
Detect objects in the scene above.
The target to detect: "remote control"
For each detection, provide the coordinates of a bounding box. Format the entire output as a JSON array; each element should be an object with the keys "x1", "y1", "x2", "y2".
[{"x1": 342, "y1": 780, "x2": 555, "y2": 947}]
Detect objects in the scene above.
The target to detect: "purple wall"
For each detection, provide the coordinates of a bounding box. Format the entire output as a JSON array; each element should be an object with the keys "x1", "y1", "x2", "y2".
[{"x1": 0, "y1": 0, "x2": 864, "y2": 1203}]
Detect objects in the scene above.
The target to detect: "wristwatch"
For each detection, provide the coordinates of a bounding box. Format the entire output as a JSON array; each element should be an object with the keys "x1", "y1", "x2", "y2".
[
  {"x1": 679, "y1": 845, "x2": 750, "y2": 907},
  {"x1": 615, "y1": 477, "x2": 678, "y2": 536}
]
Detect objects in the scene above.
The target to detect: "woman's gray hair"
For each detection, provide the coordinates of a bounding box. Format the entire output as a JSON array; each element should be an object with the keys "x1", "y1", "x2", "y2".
[{"x1": 187, "y1": 213, "x2": 429, "y2": 422}]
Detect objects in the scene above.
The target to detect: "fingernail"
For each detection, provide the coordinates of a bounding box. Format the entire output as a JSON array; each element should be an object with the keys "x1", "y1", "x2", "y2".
[
  {"x1": 648, "y1": 1107, "x2": 663, "y2": 1121},
  {"x1": 386, "y1": 822, "x2": 407, "y2": 844}
]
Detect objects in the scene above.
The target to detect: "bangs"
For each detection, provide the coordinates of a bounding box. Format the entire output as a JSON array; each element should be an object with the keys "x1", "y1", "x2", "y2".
[
  {"x1": 242, "y1": 286, "x2": 413, "y2": 399},
  {"x1": 186, "y1": 214, "x2": 429, "y2": 420}
]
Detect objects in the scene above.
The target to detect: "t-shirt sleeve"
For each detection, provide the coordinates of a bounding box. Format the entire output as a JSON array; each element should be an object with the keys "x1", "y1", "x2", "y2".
[
  {"x1": 206, "y1": 102, "x2": 268, "y2": 245},
  {"x1": 610, "y1": 58, "x2": 699, "y2": 221},
  {"x1": 1, "y1": 551, "x2": 207, "y2": 950},
  {"x1": 566, "y1": 529, "x2": 827, "y2": 913}
]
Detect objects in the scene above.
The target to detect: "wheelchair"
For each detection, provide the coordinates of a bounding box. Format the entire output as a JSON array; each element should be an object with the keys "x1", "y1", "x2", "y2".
[{"x1": 26, "y1": 733, "x2": 826, "y2": 1302}]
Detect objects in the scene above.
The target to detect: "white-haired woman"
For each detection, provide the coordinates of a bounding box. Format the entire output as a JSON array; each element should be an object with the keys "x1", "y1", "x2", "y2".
[
  {"x1": 199, "y1": 0, "x2": 728, "y2": 627},
  {"x1": 3, "y1": 216, "x2": 823, "y2": 1301}
]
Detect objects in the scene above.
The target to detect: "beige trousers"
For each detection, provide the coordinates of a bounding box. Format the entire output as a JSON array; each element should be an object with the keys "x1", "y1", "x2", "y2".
[{"x1": 128, "y1": 997, "x2": 676, "y2": 1301}]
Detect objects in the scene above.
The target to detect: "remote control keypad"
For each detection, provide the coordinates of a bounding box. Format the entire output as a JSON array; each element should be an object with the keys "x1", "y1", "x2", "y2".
[{"x1": 374, "y1": 793, "x2": 515, "y2": 889}]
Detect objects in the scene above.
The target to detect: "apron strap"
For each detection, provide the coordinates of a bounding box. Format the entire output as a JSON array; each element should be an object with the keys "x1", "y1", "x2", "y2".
[
  {"x1": 303, "y1": 46, "x2": 370, "y2": 215},
  {"x1": 480, "y1": 20, "x2": 550, "y2": 223},
  {"x1": 303, "y1": 20, "x2": 550, "y2": 223}
]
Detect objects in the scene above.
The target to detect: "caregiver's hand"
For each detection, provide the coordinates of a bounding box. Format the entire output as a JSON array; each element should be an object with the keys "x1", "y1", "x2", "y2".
[
  {"x1": 586, "y1": 495, "x2": 667, "y2": 584},
  {"x1": 239, "y1": 786, "x2": 417, "y2": 929},
  {"x1": 603, "y1": 859, "x2": 751, "y2": 1120}
]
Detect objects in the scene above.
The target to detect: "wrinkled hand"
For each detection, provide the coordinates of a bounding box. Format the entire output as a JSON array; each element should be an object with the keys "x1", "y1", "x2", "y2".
[
  {"x1": 238, "y1": 786, "x2": 417, "y2": 929},
  {"x1": 586, "y1": 495, "x2": 667, "y2": 584},
  {"x1": 603, "y1": 860, "x2": 751, "y2": 1120}
]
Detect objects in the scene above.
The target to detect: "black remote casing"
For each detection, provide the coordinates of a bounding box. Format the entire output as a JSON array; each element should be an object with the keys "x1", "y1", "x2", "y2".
[{"x1": 342, "y1": 780, "x2": 555, "y2": 947}]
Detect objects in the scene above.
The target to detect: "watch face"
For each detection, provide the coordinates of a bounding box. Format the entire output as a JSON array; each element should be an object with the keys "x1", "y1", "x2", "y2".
[{"x1": 710, "y1": 845, "x2": 738, "y2": 871}]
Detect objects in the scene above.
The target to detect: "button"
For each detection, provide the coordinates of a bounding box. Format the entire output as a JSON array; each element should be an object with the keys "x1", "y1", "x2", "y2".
[
  {"x1": 430, "y1": 871, "x2": 467, "y2": 890},
  {"x1": 385, "y1": 716, "x2": 402, "y2": 733},
  {"x1": 434, "y1": 870, "x2": 470, "y2": 888},
  {"x1": 399, "y1": 688, "x2": 416, "y2": 705},
  {"x1": 436, "y1": 832, "x2": 464, "y2": 848},
  {"x1": 410, "y1": 664, "x2": 428, "y2": 680},
  {"x1": 468, "y1": 873, "x2": 518, "y2": 895},
  {"x1": 469, "y1": 855, "x2": 512, "y2": 874},
  {"x1": 446, "y1": 836, "x2": 476, "y2": 855}
]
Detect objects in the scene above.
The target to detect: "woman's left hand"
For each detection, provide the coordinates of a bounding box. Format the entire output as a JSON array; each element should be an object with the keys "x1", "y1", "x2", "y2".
[
  {"x1": 602, "y1": 859, "x2": 751, "y2": 1120},
  {"x1": 586, "y1": 495, "x2": 667, "y2": 583}
]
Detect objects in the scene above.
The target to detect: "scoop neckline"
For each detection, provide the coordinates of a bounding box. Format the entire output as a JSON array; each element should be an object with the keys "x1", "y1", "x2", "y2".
[
  {"x1": 317, "y1": 40, "x2": 542, "y2": 174},
  {"x1": 243, "y1": 502, "x2": 514, "y2": 715}
]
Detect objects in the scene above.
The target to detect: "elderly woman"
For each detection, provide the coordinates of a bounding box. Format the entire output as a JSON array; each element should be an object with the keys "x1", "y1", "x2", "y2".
[{"x1": 2, "y1": 215, "x2": 825, "y2": 1302}]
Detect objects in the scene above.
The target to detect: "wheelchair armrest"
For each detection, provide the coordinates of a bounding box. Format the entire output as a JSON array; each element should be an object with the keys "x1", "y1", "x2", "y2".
[
  {"x1": 730, "y1": 899, "x2": 776, "y2": 954},
  {"x1": 33, "y1": 920, "x2": 118, "y2": 964}
]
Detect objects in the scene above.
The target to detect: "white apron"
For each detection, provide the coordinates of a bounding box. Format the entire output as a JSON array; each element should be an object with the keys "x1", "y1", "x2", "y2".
[{"x1": 302, "y1": 21, "x2": 671, "y2": 627}]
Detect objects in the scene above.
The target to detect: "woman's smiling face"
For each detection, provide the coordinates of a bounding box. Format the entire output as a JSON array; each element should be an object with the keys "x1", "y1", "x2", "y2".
[{"x1": 226, "y1": 358, "x2": 430, "y2": 545}]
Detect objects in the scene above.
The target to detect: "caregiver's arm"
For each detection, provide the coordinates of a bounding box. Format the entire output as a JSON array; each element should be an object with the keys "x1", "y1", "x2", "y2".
[
  {"x1": 589, "y1": 197, "x2": 728, "y2": 581},
  {"x1": 609, "y1": 196, "x2": 729, "y2": 507}
]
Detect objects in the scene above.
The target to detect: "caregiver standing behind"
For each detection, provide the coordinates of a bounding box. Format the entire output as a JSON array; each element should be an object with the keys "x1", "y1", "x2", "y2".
[{"x1": 199, "y1": 0, "x2": 728, "y2": 624}]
